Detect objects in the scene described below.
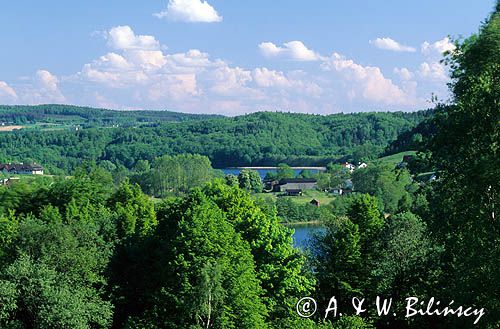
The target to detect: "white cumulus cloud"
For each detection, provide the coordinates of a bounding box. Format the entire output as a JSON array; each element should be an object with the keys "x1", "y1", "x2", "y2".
[
  {"x1": 259, "y1": 41, "x2": 320, "y2": 61},
  {"x1": 97, "y1": 53, "x2": 131, "y2": 70},
  {"x1": 0, "y1": 81, "x2": 18, "y2": 101},
  {"x1": 148, "y1": 74, "x2": 200, "y2": 101},
  {"x1": 253, "y1": 68, "x2": 322, "y2": 96},
  {"x1": 421, "y1": 37, "x2": 456, "y2": 56},
  {"x1": 369, "y1": 37, "x2": 416, "y2": 52},
  {"x1": 154, "y1": 0, "x2": 222, "y2": 23},
  {"x1": 107, "y1": 26, "x2": 160, "y2": 50},
  {"x1": 2, "y1": 24, "x2": 439, "y2": 114},
  {"x1": 166, "y1": 49, "x2": 213, "y2": 73},
  {"x1": 417, "y1": 62, "x2": 448, "y2": 81},
  {"x1": 208, "y1": 66, "x2": 253, "y2": 96},
  {"x1": 30, "y1": 70, "x2": 66, "y2": 103},
  {"x1": 75, "y1": 26, "x2": 266, "y2": 110},
  {"x1": 253, "y1": 68, "x2": 291, "y2": 88},
  {"x1": 36, "y1": 70, "x2": 60, "y2": 92},
  {"x1": 322, "y1": 53, "x2": 415, "y2": 106},
  {"x1": 394, "y1": 67, "x2": 414, "y2": 80}
]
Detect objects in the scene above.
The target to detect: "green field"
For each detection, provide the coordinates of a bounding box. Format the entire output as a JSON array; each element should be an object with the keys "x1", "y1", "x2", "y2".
[
  {"x1": 255, "y1": 189, "x2": 336, "y2": 206},
  {"x1": 374, "y1": 151, "x2": 417, "y2": 166}
]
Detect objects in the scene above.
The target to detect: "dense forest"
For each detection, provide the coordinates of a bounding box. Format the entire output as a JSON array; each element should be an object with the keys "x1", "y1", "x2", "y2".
[
  {"x1": 0, "y1": 109, "x2": 430, "y2": 173},
  {"x1": 0, "y1": 3, "x2": 498, "y2": 329},
  {"x1": 0, "y1": 104, "x2": 220, "y2": 126}
]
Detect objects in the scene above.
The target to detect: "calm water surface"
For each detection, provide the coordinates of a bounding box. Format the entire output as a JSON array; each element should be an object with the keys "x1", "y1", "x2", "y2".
[{"x1": 289, "y1": 224, "x2": 326, "y2": 249}]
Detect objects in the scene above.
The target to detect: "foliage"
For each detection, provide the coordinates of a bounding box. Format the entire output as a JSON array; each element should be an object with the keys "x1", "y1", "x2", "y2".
[
  {"x1": 275, "y1": 163, "x2": 296, "y2": 180},
  {"x1": 108, "y1": 180, "x2": 157, "y2": 238},
  {"x1": 0, "y1": 104, "x2": 218, "y2": 127},
  {"x1": 331, "y1": 316, "x2": 375, "y2": 329},
  {"x1": 130, "y1": 154, "x2": 216, "y2": 197},
  {"x1": 328, "y1": 193, "x2": 357, "y2": 216},
  {"x1": 351, "y1": 164, "x2": 415, "y2": 213},
  {"x1": 370, "y1": 212, "x2": 442, "y2": 326},
  {"x1": 316, "y1": 163, "x2": 350, "y2": 190},
  {"x1": 0, "y1": 216, "x2": 114, "y2": 328},
  {"x1": 201, "y1": 181, "x2": 316, "y2": 320},
  {"x1": 313, "y1": 195, "x2": 383, "y2": 309},
  {"x1": 425, "y1": 3, "x2": 500, "y2": 326},
  {"x1": 137, "y1": 190, "x2": 269, "y2": 328},
  {"x1": 314, "y1": 197, "x2": 442, "y2": 327},
  {"x1": 237, "y1": 169, "x2": 263, "y2": 192},
  {"x1": 276, "y1": 197, "x2": 334, "y2": 223},
  {"x1": 0, "y1": 110, "x2": 429, "y2": 173}
]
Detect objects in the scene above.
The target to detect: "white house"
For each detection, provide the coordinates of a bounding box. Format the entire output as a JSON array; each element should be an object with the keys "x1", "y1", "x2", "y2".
[
  {"x1": 0, "y1": 163, "x2": 44, "y2": 175},
  {"x1": 341, "y1": 162, "x2": 356, "y2": 173},
  {"x1": 331, "y1": 188, "x2": 343, "y2": 195}
]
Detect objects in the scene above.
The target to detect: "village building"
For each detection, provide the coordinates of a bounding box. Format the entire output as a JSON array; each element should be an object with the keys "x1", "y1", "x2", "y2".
[
  {"x1": 331, "y1": 187, "x2": 343, "y2": 196},
  {"x1": 0, "y1": 177, "x2": 20, "y2": 186},
  {"x1": 0, "y1": 163, "x2": 44, "y2": 175},
  {"x1": 273, "y1": 178, "x2": 318, "y2": 192},
  {"x1": 340, "y1": 162, "x2": 356, "y2": 173},
  {"x1": 310, "y1": 199, "x2": 320, "y2": 207},
  {"x1": 285, "y1": 189, "x2": 303, "y2": 196}
]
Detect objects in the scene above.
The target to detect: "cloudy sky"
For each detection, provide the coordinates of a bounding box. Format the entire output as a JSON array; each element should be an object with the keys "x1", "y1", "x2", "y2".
[{"x1": 0, "y1": 0, "x2": 494, "y2": 115}]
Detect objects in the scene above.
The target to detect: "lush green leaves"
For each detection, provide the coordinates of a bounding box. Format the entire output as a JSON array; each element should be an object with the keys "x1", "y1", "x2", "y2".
[
  {"x1": 425, "y1": 4, "x2": 500, "y2": 326},
  {"x1": 0, "y1": 110, "x2": 428, "y2": 173}
]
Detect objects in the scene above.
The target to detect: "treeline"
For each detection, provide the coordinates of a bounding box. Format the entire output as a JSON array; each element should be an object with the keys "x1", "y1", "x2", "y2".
[
  {"x1": 0, "y1": 163, "x2": 451, "y2": 328},
  {"x1": 0, "y1": 110, "x2": 430, "y2": 174},
  {"x1": 129, "y1": 154, "x2": 221, "y2": 197},
  {"x1": 0, "y1": 104, "x2": 220, "y2": 126},
  {"x1": 383, "y1": 117, "x2": 436, "y2": 156},
  {"x1": 0, "y1": 169, "x2": 338, "y2": 328}
]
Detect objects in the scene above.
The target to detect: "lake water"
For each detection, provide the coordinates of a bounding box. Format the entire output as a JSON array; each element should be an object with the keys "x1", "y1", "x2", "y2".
[
  {"x1": 289, "y1": 224, "x2": 326, "y2": 249},
  {"x1": 221, "y1": 167, "x2": 326, "y2": 248}
]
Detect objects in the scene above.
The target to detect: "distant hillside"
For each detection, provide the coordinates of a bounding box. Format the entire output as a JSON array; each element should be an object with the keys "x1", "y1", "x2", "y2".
[
  {"x1": 0, "y1": 108, "x2": 432, "y2": 174},
  {"x1": 384, "y1": 111, "x2": 438, "y2": 155},
  {"x1": 0, "y1": 104, "x2": 221, "y2": 128}
]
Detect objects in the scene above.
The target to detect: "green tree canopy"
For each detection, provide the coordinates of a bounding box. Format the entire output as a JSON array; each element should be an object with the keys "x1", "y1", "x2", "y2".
[{"x1": 426, "y1": 3, "x2": 500, "y2": 326}]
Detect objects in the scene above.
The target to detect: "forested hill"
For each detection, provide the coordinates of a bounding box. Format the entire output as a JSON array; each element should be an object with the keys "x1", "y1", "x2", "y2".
[
  {"x1": 383, "y1": 112, "x2": 438, "y2": 155},
  {"x1": 0, "y1": 108, "x2": 431, "y2": 173},
  {"x1": 0, "y1": 104, "x2": 221, "y2": 126}
]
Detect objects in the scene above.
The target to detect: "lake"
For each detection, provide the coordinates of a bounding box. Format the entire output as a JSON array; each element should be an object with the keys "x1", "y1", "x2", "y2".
[{"x1": 288, "y1": 224, "x2": 326, "y2": 249}]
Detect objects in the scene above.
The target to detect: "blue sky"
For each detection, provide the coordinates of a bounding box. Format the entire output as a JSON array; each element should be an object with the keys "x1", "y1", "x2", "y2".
[{"x1": 0, "y1": 0, "x2": 495, "y2": 115}]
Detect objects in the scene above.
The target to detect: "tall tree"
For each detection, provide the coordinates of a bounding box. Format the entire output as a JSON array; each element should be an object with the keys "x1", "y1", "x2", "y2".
[
  {"x1": 313, "y1": 194, "x2": 384, "y2": 313},
  {"x1": 426, "y1": 3, "x2": 499, "y2": 326},
  {"x1": 202, "y1": 181, "x2": 315, "y2": 320},
  {"x1": 237, "y1": 169, "x2": 263, "y2": 193},
  {"x1": 351, "y1": 164, "x2": 414, "y2": 213},
  {"x1": 317, "y1": 163, "x2": 350, "y2": 191},
  {"x1": 128, "y1": 189, "x2": 268, "y2": 329},
  {"x1": 276, "y1": 163, "x2": 296, "y2": 180},
  {"x1": 108, "y1": 180, "x2": 157, "y2": 238}
]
